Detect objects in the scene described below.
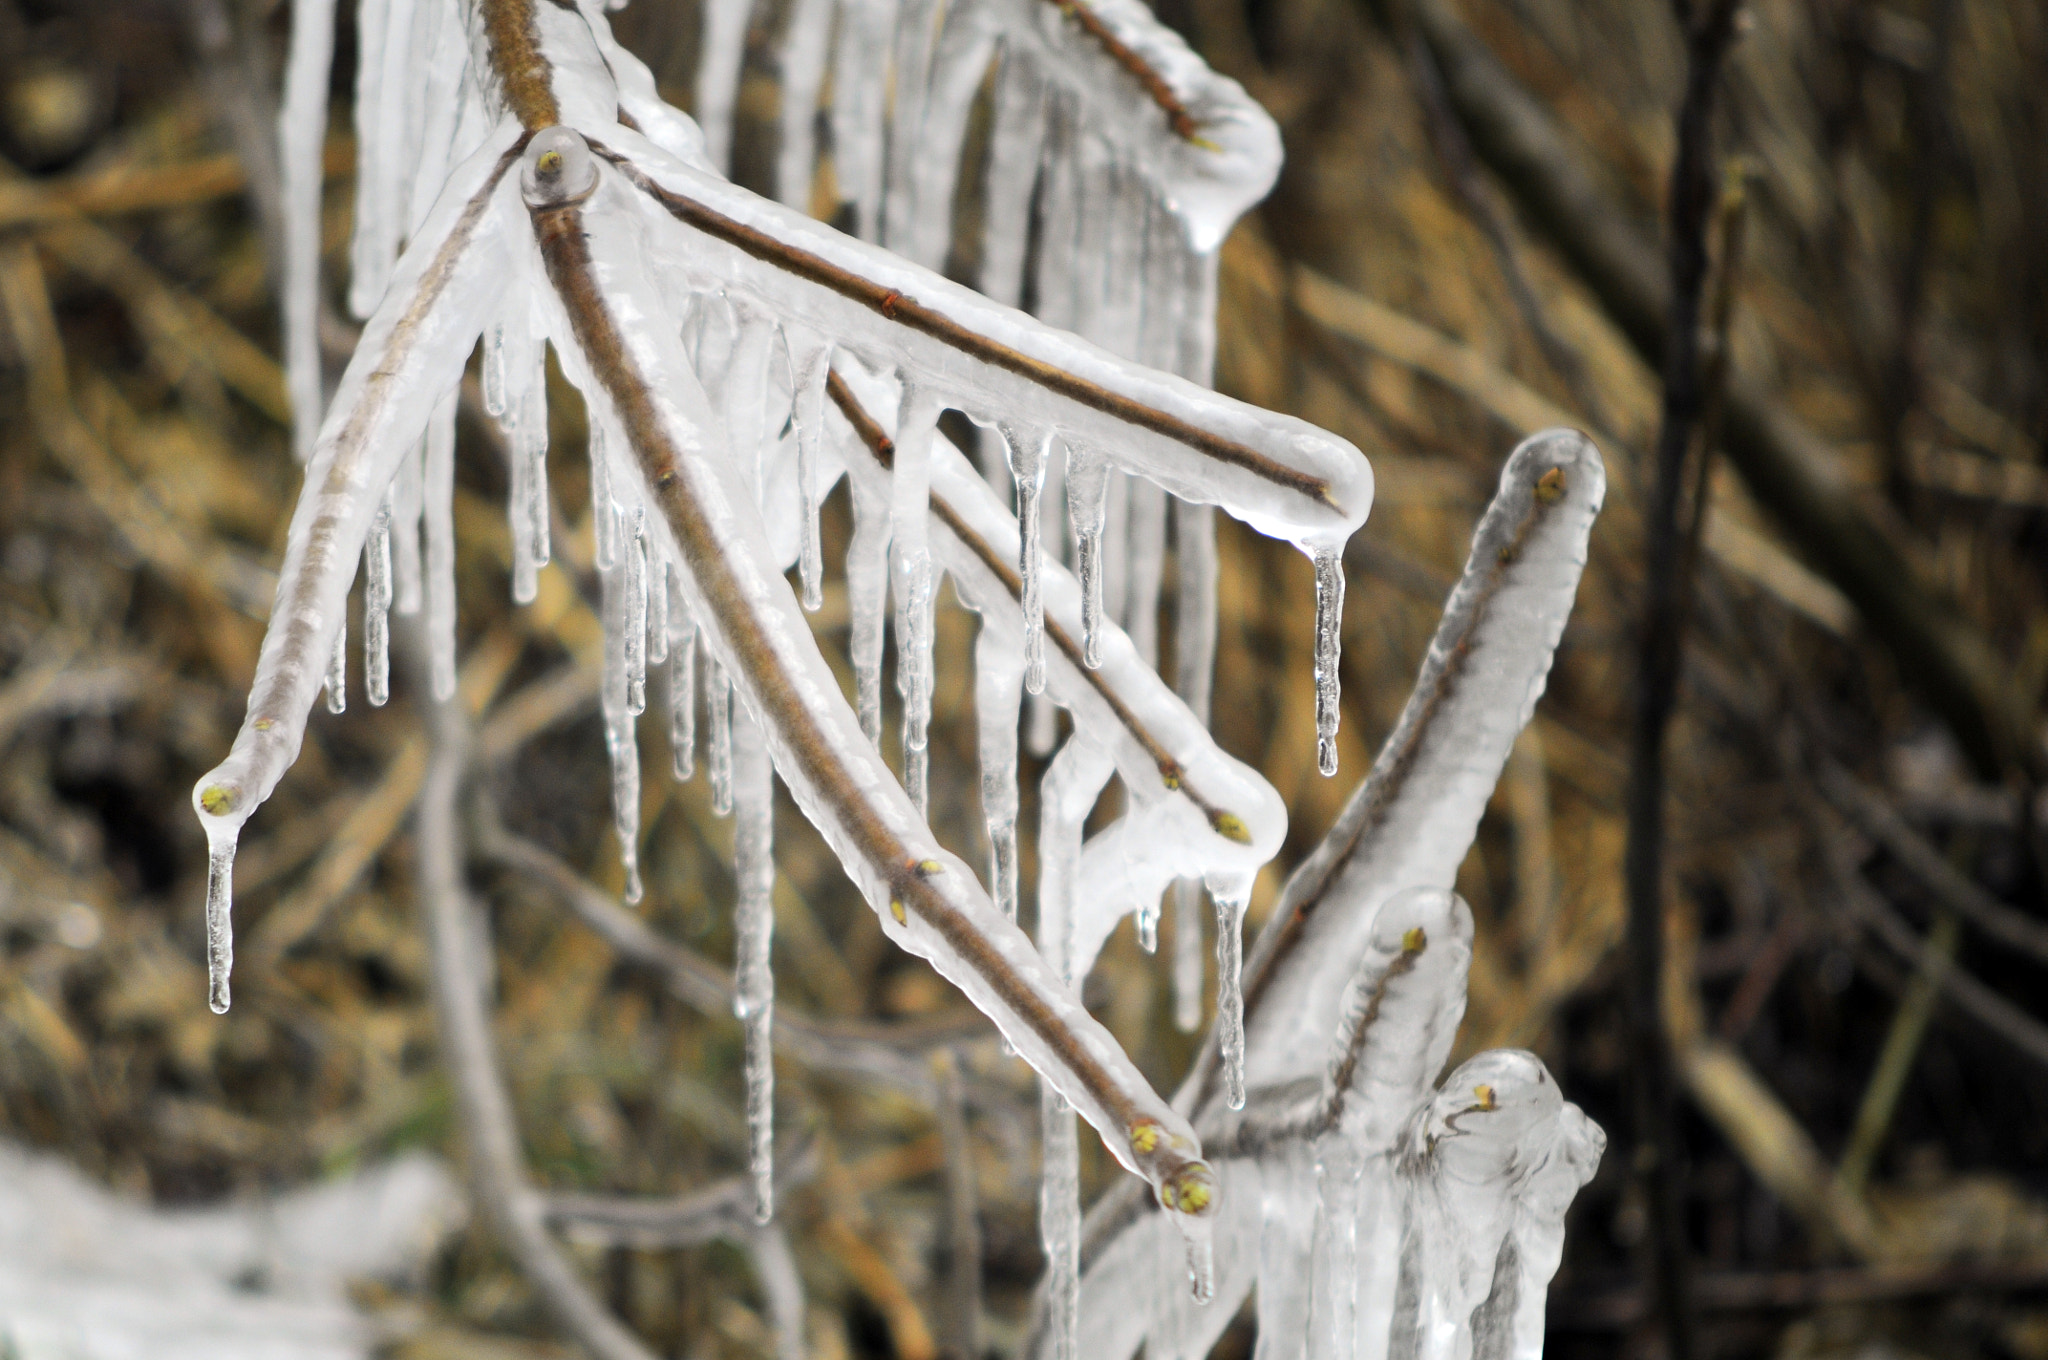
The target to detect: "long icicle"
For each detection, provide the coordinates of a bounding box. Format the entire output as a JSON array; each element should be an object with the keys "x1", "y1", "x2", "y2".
[
  {"x1": 892, "y1": 380, "x2": 942, "y2": 817},
  {"x1": 601, "y1": 549, "x2": 644, "y2": 904},
  {"x1": 423, "y1": 389, "x2": 459, "y2": 701},
  {"x1": 670, "y1": 600, "x2": 698, "y2": 780},
  {"x1": 790, "y1": 335, "x2": 831, "y2": 611},
  {"x1": 732, "y1": 704, "x2": 777, "y2": 1223},
  {"x1": 1064, "y1": 443, "x2": 1110, "y2": 668},
  {"x1": 973, "y1": 621, "x2": 1024, "y2": 923},
  {"x1": 1001, "y1": 421, "x2": 1051, "y2": 694},
  {"x1": 707, "y1": 654, "x2": 734, "y2": 816},
  {"x1": 364, "y1": 487, "x2": 394, "y2": 706},
  {"x1": 1312, "y1": 547, "x2": 1346, "y2": 777}
]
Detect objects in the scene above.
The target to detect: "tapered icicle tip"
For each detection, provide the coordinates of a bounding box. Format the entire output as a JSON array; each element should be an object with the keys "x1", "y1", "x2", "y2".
[
  {"x1": 1311, "y1": 547, "x2": 1346, "y2": 777},
  {"x1": 193, "y1": 780, "x2": 242, "y2": 1014}
]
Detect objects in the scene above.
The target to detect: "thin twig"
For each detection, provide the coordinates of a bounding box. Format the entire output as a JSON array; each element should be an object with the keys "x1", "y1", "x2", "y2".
[
  {"x1": 1814, "y1": 760, "x2": 2048, "y2": 968},
  {"x1": 1623, "y1": 3, "x2": 1744, "y2": 1352},
  {"x1": 471, "y1": 816, "x2": 977, "y2": 1099},
  {"x1": 408, "y1": 626, "x2": 658, "y2": 1360}
]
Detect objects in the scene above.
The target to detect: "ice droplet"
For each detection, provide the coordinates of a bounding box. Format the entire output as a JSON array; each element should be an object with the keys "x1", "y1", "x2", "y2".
[{"x1": 1313, "y1": 547, "x2": 1345, "y2": 778}]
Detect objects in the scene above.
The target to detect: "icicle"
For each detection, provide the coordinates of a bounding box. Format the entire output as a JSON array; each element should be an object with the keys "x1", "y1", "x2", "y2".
[
  {"x1": 1312, "y1": 547, "x2": 1346, "y2": 778},
  {"x1": 707, "y1": 657, "x2": 734, "y2": 816},
  {"x1": 482, "y1": 319, "x2": 509, "y2": 418},
  {"x1": 978, "y1": 50, "x2": 1044, "y2": 308},
  {"x1": 507, "y1": 359, "x2": 548, "y2": 606},
  {"x1": 1209, "y1": 872, "x2": 1252, "y2": 1111},
  {"x1": 203, "y1": 835, "x2": 235, "y2": 1014},
  {"x1": 1124, "y1": 480, "x2": 1166, "y2": 667},
  {"x1": 589, "y1": 417, "x2": 619, "y2": 571},
  {"x1": 692, "y1": 0, "x2": 752, "y2": 170},
  {"x1": 1102, "y1": 472, "x2": 1129, "y2": 631},
  {"x1": 732, "y1": 707, "x2": 776, "y2": 1223},
  {"x1": 1001, "y1": 422, "x2": 1051, "y2": 693},
  {"x1": 649, "y1": 556, "x2": 670, "y2": 666},
  {"x1": 790, "y1": 340, "x2": 831, "y2": 611},
  {"x1": 1041, "y1": 1085, "x2": 1080, "y2": 1360},
  {"x1": 624, "y1": 508, "x2": 649, "y2": 717},
  {"x1": 846, "y1": 428, "x2": 892, "y2": 748},
  {"x1": 1173, "y1": 878, "x2": 1204, "y2": 1033},
  {"x1": 828, "y1": 0, "x2": 897, "y2": 239},
  {"x1": 278, "y1": 0, "x2": 337, "y2": 462},
  {"x1": 424, "y1": 389, "x2": 458, "y2": 702},
  {"x1": 364, "y1": 488, "x2": 393, "y2": 707},
  {"x1": 670, "y1": 606, "x2": 698, "y2": 781},
  {"x1": 601, "y1": 557, "x2": 643, "y2": 904},
  {"x1": 893, "y1": 382, "x2": 942, "y2": 817},
  {"x1": 772, "y1": 0, "x2": 833, "y2": 209},
  {"x1": 391, "y1": 435, "x2": 424, "y2": 616},
  {"x1": 973, "y1": 622, "x2": 1024, "y2": 922},
  {"x1": 1065, "y1": 443, "x2": 1110, "y2": 668},
  {"x1": 324, "y1": 615, "x2": 347, "y2": 714}
]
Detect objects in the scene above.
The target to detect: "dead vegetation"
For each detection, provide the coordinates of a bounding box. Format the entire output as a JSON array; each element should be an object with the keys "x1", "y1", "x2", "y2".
[{"x1": 0, "y1": 0, "x2": 2044, "y2": 1356}]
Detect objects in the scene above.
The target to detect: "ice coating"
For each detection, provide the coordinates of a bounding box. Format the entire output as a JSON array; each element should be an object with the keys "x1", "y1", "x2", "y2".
[
  {"x1": 1237, "y1": 431, "x2": 1605, "y2": 1092},
  {"x1": 225, "y1": 0, "x2": 1355, "y2": 1261},
  {"x1": 520, "y1": 151, "x2": 1223, "y2": 1229},
  {"x1": 731, "y1": 706, "x2": 777, "y2": 1223},
  {"x1": 825, "y1": 364, "x2": 1287, "y2": 989}
]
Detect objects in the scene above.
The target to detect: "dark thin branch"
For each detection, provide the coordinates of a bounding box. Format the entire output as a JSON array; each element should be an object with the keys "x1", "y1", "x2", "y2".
[
  {"x1": 471, "y1": 813, "x2": 980, "y2": 1099},
  {"x1": 1624, "y1": 4, "x2": 1744, "y2": 1353},
  {"x1": 1400, "y1": 0, "x2": 2030, "y2": 781},
  {"x1": 546, "y1": 1139, "x2": 819, "y2": 1248},
  {"x1": 1815, "y1": 761, "x2": 2048, "y2": 968}
]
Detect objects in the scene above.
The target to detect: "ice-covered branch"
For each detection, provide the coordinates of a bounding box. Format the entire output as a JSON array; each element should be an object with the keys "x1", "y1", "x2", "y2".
[{"x1": 1059, "y1": 432, "x2": 1610, "y2": 1360}]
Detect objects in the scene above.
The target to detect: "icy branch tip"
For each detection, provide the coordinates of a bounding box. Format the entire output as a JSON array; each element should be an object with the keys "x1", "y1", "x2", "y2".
[{"x1": 521, "y1": 127, "x2": 598, "y2": 208}]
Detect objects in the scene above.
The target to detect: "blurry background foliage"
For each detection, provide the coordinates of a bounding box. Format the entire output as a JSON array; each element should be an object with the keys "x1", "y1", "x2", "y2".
[{"x1": 0, "y1": 0, "x2": 2045, "y2": 1357}]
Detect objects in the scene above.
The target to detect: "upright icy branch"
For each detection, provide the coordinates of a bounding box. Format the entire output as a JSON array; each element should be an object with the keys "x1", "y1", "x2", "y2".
[{"x1": 1056, "y1": 432, "x2": 1610, "y2": 1360}]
